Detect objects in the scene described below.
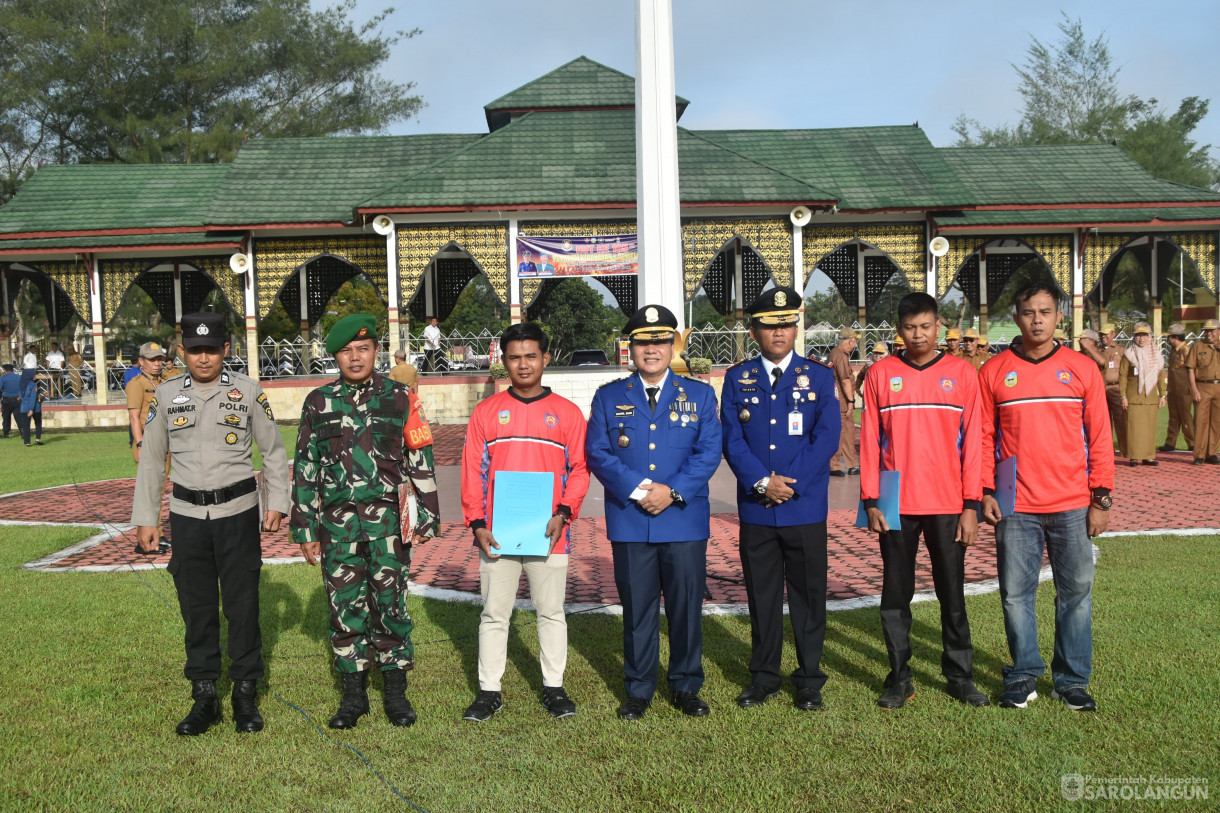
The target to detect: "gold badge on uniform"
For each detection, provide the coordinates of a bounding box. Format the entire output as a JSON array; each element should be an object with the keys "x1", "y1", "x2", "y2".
[
  {"x1": 224, "y1": 414, "x2": 241, "y2": 425},
  {"x1": 670, "y1": 411, "x2": 679, "y2": 422},
  {"x1": 739, "y1": 408, "x2": 751, "y2": 423},
  {"x1": 618, "y1": 432, "x2": 630, "y2": 448},
  {"x1": 676, "y1": 391, "x2": 687, "y2": 402},
  {"x1": 225, "y1": 432, "x2": 238, "y2": 445},
  {"x1": 775, "y1": 291, "x2": 787, "y2": 307},
  {"x1": 645, "y1": 307, "x2": 659, "y2": 323},
  {"x1": 173, "y1": 416, "x2": 189, "y2": 427},
  {"x1": 227, "y1": 388, "x2": 243, "y2": 402},
  {"x1": 796, "y1": 375, "x2": 810, "y2": 388}
]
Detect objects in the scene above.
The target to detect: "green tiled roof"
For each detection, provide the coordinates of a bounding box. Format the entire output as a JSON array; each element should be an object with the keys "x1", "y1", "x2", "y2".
[
  {"x1": 934, "y1": 206, "x2": 1220, "y2": 229},
  {"x1": 697, "y1": 126, "x2": 975, "y2": 210},
  {"x1": 0, "y1": 232, "x2": 239, "y2": 252},
  {"x1": 485, "y1": 55, "x2": 688, "y2": 111},
  {"x1": 204, "y1": 133, "x2": 483, "y2": 226},
  {"x1": 941, "y1": 145, "x2": 1220, "y2": 206},
  {"x1": 359, "y1": 109, "x2": 835, "y2": 210},
  {"x1": 0, "y1": 164, "x2": 230, "y2": 234}
]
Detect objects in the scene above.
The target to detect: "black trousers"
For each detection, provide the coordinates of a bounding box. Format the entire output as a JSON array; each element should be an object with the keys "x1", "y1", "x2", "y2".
[
  {"x1": 611, "y1": 539, "x2": 707, "y2": 699},
  {"x1": 739, "y1": 521, "x2": 827, "y2": 691},
  {"x1": 168, "y1": 506, "x2": 264, "y2": 682},
  {"x1": 1, "y1": 396, "x2": 17, "y2": 436},
  {"x1": 879, "y1": 514, "x2": 974, "y2": 686},
  {"x1": 14, "y1": 409, "x2": 40, "y2": 444}
]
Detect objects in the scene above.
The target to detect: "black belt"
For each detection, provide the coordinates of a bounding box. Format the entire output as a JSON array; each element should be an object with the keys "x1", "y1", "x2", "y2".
[
  {"x1": 1199, "y1": 379, "x2": 1220, "y2": 384},
  {"x1": 173, "y1": 478, "x2": 257, "y2": 506}
]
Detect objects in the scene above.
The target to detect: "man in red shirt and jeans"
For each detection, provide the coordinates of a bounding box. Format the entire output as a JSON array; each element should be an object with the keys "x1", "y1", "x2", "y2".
[
  {"x1": 460, "y1": 322, "x2": 590, "y2": 722},
  {"x1": 980, "y1": 284, "x2": 1114, "y2": 712},
  {"x1": 860, "y1": 293, "x2": 988, "y2": 709}
]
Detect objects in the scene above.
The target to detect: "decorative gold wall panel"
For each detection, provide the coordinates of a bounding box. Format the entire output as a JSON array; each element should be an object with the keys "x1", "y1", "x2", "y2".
[
  {"x1": 937, "y1": 237, "x2": 989, "y2": 298},
  {"x1": 1168, "y1": 231, "x2": 1218, "y2": 294},
  {"x1": 519, "y1": 221, "x2": 636, "y2": 307},
  {"x1": 683, "y1": 219, "x2": 791, "y2": 299},
  {"x1": 34, "y1": 261, "x2": 92, "y2": 324},
  {"x1": 805, "y1": 224, "x2": 926, "y2": 293},
  {"x1": 397, "y1": 224, "x2": 508, "y2": 308},
  {"x1": 1081, "y1": 234, "x2": 1136, "y2": 296},
  {"x1": 1023, "y1": 234, "x2": 1073, "y2": 295},
  {"x1": 254, "y1": 235, "x2": 388, "y2": 321},
  {"x1": 187, "y1": 256, "x2": 246, "y2": 317},
  {"x1": 99, "y1": 259, "x2": 156, "y2": 325}
]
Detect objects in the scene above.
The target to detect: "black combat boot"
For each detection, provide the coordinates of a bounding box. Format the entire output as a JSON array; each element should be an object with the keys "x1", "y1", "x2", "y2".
[
  {"x1": 231, "y1": 679, "x2": 264, "y2": 733},
  {"x1": 176, "y1": 679, "x2": 222, "y2": 736},
  {"x1": 328, "y1": 671, "x2": 370, "y2": 730},
  {"x1": 381, "y1": 668, "x2": 417, "y2": 727}
]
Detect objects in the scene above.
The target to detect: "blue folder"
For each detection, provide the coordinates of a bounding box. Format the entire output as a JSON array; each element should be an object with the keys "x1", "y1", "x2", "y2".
[
  {"x1": 984, "y1": 455, "x2": 1017, "y2": 520},
  {"x1": 491, "y1": 470, "x2": 555, "y2": 556},
  {"x1": 855, "y1": 470, "x2": 901, "y2": 530}
]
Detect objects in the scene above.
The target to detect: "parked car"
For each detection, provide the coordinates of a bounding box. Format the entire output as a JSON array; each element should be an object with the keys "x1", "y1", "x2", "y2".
[{"x1": 568, "y1": 349, "x2": 610, "y2": 366}]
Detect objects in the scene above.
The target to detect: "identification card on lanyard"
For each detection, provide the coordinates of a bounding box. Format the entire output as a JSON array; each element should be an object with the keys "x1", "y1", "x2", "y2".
[{"x1": 789, "y1": 392, "x2": 803, "y2": 436}]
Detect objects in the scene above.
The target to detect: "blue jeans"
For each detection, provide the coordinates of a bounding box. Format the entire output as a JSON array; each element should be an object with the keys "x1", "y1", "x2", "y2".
[{"x1": 995, "y1": 508, "x2": 1094, "y2": 689}]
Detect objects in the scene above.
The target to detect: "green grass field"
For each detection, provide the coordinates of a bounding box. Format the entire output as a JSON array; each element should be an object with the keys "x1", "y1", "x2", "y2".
[{"x1": 0, "y1": 431, "x2": 1215, "y2": 811}]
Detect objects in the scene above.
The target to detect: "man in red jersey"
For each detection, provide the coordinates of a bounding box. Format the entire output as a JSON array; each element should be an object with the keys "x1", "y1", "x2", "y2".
[
  {"x1": 860, "y1": 293, "x2": 988, "y2": 710},
  {"x1": 979, "y1": 284, "x2": 1114, "y2": 713},
  {"x1": 459, "y1": 322, "x2": 590, "y2": 722}
]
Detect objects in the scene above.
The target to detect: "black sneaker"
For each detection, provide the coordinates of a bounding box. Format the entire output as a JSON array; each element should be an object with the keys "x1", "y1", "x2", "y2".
[
  {"x1": 462, "y1": 690, "x2": 503, "y2": 722},
  {"x1": 878, "y1": 680, "x2": 914, "y2": 709},
  {"x1": 999, "y1": 678, "x2": 1038, "y2": 709},
  {"x1": 1051, "y1": 686, "x2": 1097, "y2": 712},
  {"x1": 541, "y1": 686, "x2": 576, "y2": 719}
]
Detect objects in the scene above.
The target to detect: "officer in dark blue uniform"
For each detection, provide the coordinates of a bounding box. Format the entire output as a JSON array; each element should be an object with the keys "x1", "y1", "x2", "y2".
[
  {"x1": 721, "y1": 287, "x2": 840, "y2": 710},
  {"x1": 586, "y1": 305, "x2": 723, "y2": 720}
]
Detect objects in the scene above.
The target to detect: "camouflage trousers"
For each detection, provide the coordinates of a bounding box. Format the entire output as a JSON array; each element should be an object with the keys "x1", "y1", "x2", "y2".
[{"x1": 321, "y1": 533, "x2": 414, "y2": 674}]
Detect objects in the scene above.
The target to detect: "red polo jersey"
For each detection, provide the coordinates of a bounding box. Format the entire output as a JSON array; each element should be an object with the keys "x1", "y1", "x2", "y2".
[
  {"x1": 860, "y1": 352, "x2": 982, "y2": 515},
  {"x1": 978, "y1": 344, "x2": 1115, "y2": 513},
  {"x1": 460, "y1": 387, "x2": 589, "y2": 554}
]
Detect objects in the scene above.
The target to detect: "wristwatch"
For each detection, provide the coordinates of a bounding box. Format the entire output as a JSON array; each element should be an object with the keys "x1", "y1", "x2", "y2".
[
  {"x1": 669, "y1": 487, "x2": 684, "y2": 504},
  {"x1": 754, "y1": 476, "x2": 771, "y2": 496},
  {"x1": 1091, "y1": 493, "x2": 1112, "y2": 510},
  {"x1": 136, "y1": 441, "x2": 143, "y2": 448}
]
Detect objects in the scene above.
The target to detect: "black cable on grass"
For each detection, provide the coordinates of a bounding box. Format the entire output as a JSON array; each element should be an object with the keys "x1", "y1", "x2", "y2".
[{"x1": 69, "y1": 476, "x2": 428, "y2": 813}]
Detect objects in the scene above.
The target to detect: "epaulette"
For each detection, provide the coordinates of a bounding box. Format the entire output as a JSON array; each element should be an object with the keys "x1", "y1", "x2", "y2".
[
  {"x1": 596, "y1": 375, "x2": 633, "y2": 391},
  {"x1": 807, "y1": 357, "x2": 833, "y2": 370},
  {"x1": 678, "y1": 373, "x2": 711, "y2": 388},
  {"x1": 725, "y1": 358, "x2": 753, "y2": 373}
]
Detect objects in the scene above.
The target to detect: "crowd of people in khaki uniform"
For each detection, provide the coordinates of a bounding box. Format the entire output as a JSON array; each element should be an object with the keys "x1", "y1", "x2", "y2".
[{"x1": 840, "y1": 317, "x2": 1220, "y2": 470}]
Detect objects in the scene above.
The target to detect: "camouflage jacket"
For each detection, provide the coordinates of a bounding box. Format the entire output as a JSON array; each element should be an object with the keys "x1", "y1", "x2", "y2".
[{"x1": 290, "y1": 372, "x2": 439, "y2": 546}]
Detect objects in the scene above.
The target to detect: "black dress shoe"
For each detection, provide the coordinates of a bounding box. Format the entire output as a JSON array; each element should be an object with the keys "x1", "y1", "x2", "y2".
[
  {"x1": 846, "y1": 467, "x2": 860, "y2": 475},
  {"x1": 828, "y1": 471, "x2": 846, "y2": 478},
  {"x1": 946, "y1": 680, "x2": 990, "y2": 707},
  {"x1": 1194, "y1": 459, "x2": 1206, "y2": 465},
  {"x1": 794, "y1": 688, "x2": 823, "y2": 710},
  {"x1": 736, "y1": 685, "x2": 780, "y2": 708},
  {"x1": 617, "y1": 697, "x2": 650, "y2": 720},
  {"x1": 1142, "y1": 459, "x2": 1158, "y2": 466},
  {"x1": 1157, "y1": 445, "x2": 1176, "y2": 453},
  {"x1": 878, "y1": 680, "x2": 915, "y2": 709},
  {"x1": 1208, "y1": 455, "x2": 1220, "y2": 465},
  {"x1": 1128, "y1": 459, "x2": 1140, "y2": 467},
  {"x1": 670, "y1": 691, "x2": 709, "y2": 717}
]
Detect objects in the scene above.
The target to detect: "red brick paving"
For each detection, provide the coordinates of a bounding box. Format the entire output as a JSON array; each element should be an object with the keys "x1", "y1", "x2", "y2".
[{"x1": 5, "y1": 429, "x2": 1215, "y2": 607}]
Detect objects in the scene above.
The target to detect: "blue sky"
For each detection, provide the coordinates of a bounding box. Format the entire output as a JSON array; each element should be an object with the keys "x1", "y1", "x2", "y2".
[{"x1": 340, "y1": 0, "x2": 1220, "y2": 158}]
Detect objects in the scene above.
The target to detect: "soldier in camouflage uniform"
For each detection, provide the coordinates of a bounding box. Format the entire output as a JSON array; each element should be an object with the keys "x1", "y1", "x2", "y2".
[{"x1": 291, "y1": 315, "x2": 440, "y2": 729}]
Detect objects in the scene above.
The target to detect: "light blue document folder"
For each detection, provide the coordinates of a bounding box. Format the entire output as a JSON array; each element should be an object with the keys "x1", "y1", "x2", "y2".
[
  {"x1": 491, "y1": 471, "x2": 555, "y2": 556},
  {"x1": 987, "y1": 456, "x2": 1017, "y2": 519},
  {"x1": 855, "y1": 470, "x2": 900, "y2": 530}
]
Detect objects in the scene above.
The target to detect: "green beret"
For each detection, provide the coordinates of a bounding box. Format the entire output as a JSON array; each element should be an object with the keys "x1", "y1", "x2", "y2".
[{"x1": 325, "y1": 314, "x2": 378, "y2": 355}]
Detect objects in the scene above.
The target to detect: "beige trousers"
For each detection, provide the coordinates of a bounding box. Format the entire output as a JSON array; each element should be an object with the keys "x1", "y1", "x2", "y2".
[{"x1": 477, "y1": 551, "x2": 569, "y2": 691}]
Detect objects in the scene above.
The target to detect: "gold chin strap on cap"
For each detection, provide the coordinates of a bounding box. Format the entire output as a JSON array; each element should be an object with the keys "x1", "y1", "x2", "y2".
[{"x1": 753, "y1": 311, "x2": 800, "y2": 326}]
